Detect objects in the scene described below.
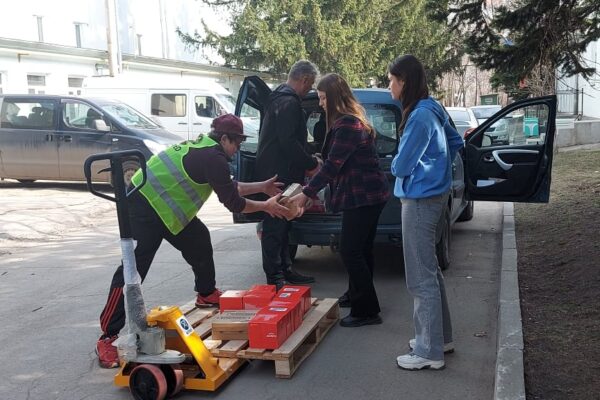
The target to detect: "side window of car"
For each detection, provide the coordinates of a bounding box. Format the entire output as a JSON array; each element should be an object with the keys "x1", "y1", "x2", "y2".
[
  {"x1": 151, "y1": 94, "x2": 186, "y2": 117},
  {"x1": 195, "y1": 96, "x2": 220, "y2": 118},
  {"x1": 365, "y1": 105, "x2": 398, "y2": 155},
  {"x1": 63, "y1": 101, "x2": 105, "y2": 130},
  {"x1": 237, "y1": 101, "x2": 261, "y2": 152},
  {"x1": 481, "y1": 103, "x2": 549, "y2": 148},
  {"x1": 0, "y1": 100, "x2": 55, "y2": 130}
]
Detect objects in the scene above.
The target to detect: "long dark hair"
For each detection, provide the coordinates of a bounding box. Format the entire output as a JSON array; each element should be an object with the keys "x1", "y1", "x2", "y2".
[
  {"x1": 388, "y1": 55, "x2": 429, "y2": 132},
  {"x1": 316, "y1": 73, "x2": 374, "y2": 136}
]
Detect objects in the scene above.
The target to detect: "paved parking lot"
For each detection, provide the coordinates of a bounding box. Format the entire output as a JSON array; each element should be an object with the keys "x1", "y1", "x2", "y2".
[{"x1": 0, "y1": 180, "x2": 504, "y2": 400}]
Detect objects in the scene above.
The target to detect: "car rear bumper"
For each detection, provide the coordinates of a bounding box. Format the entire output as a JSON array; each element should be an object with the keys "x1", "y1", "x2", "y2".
[{"x1": 289, "y1": 220, "x2": 403, "y2": 247}]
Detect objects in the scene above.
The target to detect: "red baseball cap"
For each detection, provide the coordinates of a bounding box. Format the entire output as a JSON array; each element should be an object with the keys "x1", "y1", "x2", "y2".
[{"x1": 211, "y1": 114, "x2": 248, "y2": 138}]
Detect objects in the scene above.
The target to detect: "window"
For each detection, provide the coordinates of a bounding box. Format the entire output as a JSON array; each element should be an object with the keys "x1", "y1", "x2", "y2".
[
  {"x1": 101, "y1": 103, "x2": 157, "y2": 129},
  {"x1": 27, "y1": 74, "x2": 46, "y2": 94},
  {"x1": 34, "y1": 15, "x2": 44, "y2": 42},
  {"x1": 74, "y1": 23, "x2": 84, "y2": 48},
  {"x1": 366, "y1": 105, "x2": 399, "y2": 155},
  {"x1": 68, "y1": 77, "x2": 84, "y2": 96},
  {"x1": 0, "y1": 100, "x2": 55, "y2": 129},
  {"x1": 194, "y1": 96, "x2": 222, "y2": 118},
  {"x1": 151, "y1": 94, "x2": 186, "y2": 117},
  {"x1": 63, "y1": 101, "x2": 104, "y2": 130},
  {"x1": 481, "y1": 103, "x2": 549, "y2": 147}
]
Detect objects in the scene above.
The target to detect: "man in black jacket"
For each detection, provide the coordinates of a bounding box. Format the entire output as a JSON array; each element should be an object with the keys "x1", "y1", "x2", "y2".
[{"x1": 255, "y1": 60, "x2": 321, "y2": 288}]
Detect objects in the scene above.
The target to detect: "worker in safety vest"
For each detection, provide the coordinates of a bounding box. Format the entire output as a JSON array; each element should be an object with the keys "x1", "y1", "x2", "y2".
[{"x1": 96, "y1": 113, "x2": 289, "y2": 368}]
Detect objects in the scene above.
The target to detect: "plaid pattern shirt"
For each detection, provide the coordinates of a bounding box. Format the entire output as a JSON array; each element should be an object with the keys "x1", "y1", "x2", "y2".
[{"x1": 303, "y1": 115, "x2": 389, "y2": 213}]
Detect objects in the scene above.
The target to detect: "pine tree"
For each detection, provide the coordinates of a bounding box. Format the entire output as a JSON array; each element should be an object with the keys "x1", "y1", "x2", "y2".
[
  {"x1": 177, "y1": 0, "x2": 462, "y2": 88},
  {"x1": 428, "y1": 0, "x2": 600, "y2": 98}
]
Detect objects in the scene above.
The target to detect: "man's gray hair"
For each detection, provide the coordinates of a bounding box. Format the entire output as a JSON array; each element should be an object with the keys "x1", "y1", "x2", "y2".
[{"x1": 288, "y1": 60, "x2": 319, "y2": 81}]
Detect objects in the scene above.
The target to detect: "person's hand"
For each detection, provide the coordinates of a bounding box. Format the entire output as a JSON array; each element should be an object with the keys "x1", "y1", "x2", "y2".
[
  {"x1": 262, "y1": 175, "x2": 284, "y2": 197},
  {"x1": 306, "y1": 157, "x2": 323, "y2": 177},
  {"x1": 289, "y1": 192, "x2": 310, "y2": 218},
  {"x1": 264, "y1": 194, "x2": 290, "y2": 219}
]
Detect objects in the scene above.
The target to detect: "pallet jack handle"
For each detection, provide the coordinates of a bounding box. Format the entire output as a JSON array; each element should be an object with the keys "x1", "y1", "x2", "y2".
[{"x1": 84, "y1": 150, "x2": 147, "y2": 239}]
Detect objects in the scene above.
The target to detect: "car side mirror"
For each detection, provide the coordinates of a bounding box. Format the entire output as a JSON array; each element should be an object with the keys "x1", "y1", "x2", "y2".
[
  {"x1": 482, "y1": 133, "x2": 492, "y2": 147},
  {"x1": 94, "y1": 119, "x2": 110, "y2": 132}
]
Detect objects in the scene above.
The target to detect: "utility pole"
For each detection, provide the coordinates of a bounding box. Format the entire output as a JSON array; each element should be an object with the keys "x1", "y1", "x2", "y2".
[{"x1": 105, "y1": 0, "x2": 121, "y2": 76}]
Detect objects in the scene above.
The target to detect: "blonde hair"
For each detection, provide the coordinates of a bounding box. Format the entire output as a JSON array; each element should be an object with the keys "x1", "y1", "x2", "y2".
[{"x1": 316, "y1": 73, "x2": 374, "y2": 136}]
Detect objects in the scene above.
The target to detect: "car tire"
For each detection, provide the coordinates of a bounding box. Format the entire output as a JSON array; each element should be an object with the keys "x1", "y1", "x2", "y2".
[
  {"x1": 457, "y1": 200, "x2": 474, "y2": 222},
  {"x1": 289, "y1": 244, "x2": 298, "y2": 262},
  {"x1": 17, "y1": 179, "x2": 36, "y2": 184},
  {"x1": 436, "y1": 206, "x2": 451, "y2": 270}
]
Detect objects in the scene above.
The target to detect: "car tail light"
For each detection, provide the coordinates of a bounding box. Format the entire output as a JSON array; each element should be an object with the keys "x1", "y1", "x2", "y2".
[{"x1": 464, "y1": 128, "x2": 475, "y2": 140}]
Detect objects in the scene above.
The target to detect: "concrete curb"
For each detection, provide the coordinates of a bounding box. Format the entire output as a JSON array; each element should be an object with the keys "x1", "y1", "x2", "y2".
[{"x1": 494, "y1": 202, "x2": 526, "y2": 400}]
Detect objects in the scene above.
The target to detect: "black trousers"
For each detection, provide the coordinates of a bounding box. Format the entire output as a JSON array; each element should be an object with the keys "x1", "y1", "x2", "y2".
[
  {"x1": 99, "y1": 191, "x2": 215, "y2": 337},
  {"x1": 339, "y1": 202, "x2": 385, "y2": 318},
  {"x1": 261, "y1": 215, "x2": 292, "y2": 282}
]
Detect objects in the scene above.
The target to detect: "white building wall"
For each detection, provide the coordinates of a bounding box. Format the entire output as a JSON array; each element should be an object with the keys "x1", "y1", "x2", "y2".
[
  {"x1": 0, "y1": 0, "x2": 225, "y2": 62},
  {"x1": 0, "y1": 0, "x2": 274, "y2": 98},
  {"x1": 580, "y1": 40, "x2": 600, "y2": 119},
  {"x1": 0, "y1": 52, "x2": 99, "y2": 95}
]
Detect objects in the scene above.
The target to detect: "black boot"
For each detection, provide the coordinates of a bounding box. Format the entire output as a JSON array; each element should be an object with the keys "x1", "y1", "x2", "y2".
[
  {"x1": 266, "y1": 274, "x2": 288, "y2": 291},
  {"x1": 283, "y1": 268, "x2": 315, "y2": 284},
  {"x1": 338, "y1": 292, "x2": 351, "y2": 308}
]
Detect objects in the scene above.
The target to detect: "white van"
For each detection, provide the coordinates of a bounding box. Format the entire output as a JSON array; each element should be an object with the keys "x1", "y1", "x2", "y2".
[{"x1": 83, "y1": 76, "x2": 260, "y2": 141}]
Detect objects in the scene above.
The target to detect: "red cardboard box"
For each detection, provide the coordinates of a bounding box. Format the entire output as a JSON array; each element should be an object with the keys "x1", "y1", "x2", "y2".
[
  {"x1": 243, "y1": 290, "x2": 275, "y2": 310},
  {"x1": 269, "y1": 299, "x2": 302, "y2": 331},
  {"x1": 248, "y1": 306, "x2": 293, "y2": 349},
  {"x1": 219, "y1": 290, "x2": 247, "y2": 312},
  {"x1": 277, "y1": 285, "x2": 312, "y2": 315}
]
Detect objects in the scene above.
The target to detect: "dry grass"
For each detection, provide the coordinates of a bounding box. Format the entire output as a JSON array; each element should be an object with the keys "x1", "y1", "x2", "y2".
[{"x1": 515, "y1": 149, "x2": 600, "y2": 400}]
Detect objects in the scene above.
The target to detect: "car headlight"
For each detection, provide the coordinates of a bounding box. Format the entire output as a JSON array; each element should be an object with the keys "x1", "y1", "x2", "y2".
[{"x1": 143, "y1": 139, "x2": 168, "y2": 155}]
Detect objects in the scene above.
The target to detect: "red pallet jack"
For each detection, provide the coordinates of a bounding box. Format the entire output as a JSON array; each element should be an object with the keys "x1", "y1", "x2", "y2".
[{"x1": 85, "y1": 150, "x2": 245, "y2": 400}]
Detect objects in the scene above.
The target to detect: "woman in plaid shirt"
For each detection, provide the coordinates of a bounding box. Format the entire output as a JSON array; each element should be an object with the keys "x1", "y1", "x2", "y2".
[{"x1": 291, "y1": 73, "x2": 390, "y2": 328}]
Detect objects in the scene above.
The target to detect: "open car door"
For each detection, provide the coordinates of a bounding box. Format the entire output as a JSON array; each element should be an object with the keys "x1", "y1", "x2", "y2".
[
  {"x1": 232, "y1": 76, "x2": 272, "y2": 223},
  {"x1": 465, "y1": 95, "x2": 556, "y2": 202}
]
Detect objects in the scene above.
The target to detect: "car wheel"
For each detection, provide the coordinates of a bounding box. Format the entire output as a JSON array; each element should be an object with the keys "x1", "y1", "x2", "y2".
[
  {"x1": 457, "y1": 200, "x2": 474, "y2": 222},
  {"x1": 17, "y1": 179, "x2": 36, "y2": 184},
  {"x1": 288, "y1": 244, "x2": 298, "y2": 262},
  {"x1": 436, "y1": 206, "x2": 451, "y2": 270}
]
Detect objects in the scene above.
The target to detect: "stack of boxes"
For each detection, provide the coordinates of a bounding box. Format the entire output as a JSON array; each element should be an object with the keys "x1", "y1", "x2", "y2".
[{"x1": 214, "y1": 284, "x2": 312, "y2": 350}]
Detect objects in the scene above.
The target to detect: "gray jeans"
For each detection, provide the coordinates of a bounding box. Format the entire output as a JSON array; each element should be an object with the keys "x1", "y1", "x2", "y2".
[{"x1": 401, "y1": 193, "x2": 453, "y2": 360}]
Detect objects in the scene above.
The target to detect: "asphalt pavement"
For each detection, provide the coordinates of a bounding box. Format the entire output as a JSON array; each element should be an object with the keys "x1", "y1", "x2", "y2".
[{"x1": 0, "y1": 180, "x2": 504, "y2": 400}]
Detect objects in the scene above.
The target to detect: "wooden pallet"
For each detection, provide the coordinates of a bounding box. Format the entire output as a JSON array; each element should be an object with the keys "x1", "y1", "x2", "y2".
[{"x1": 179, "y1": 298, "x2": 340, "y2": 378}]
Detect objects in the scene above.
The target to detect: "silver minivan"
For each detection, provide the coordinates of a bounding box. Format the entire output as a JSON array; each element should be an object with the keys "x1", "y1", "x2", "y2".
[{"x1": 0, "y1": 95, "x2": 181, "y2": 184}]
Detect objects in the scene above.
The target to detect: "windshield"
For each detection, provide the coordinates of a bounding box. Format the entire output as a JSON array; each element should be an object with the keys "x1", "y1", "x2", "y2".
[
  {"x1": 215, "y1": 93, "x2": 236, "y2": 113},
  {"x1": 101, "y1": 103, "x2": 158, "y2": 129},
  {"x1": 472, "y1": 106, "x2": 501, "y2": 119},
  {"x1": 448, "y1": 110, "x2": 470, "y2": 123}
]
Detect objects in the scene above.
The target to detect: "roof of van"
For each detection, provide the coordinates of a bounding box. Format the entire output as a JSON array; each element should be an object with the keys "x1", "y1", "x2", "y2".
[{"x1": 83, "y1": 76, "x2": 231, "y2": 93}]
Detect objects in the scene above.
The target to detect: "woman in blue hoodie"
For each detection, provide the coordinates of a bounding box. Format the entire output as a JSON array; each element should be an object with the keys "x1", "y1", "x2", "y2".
[{"x1": 389, "y1": 55, "x2": 464, "y2": 370}]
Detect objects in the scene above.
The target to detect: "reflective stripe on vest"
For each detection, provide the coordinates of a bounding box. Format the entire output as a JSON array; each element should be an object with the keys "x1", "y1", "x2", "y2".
[{"x1": 131, "y1": 136, "x2": 217, "y2": 235}]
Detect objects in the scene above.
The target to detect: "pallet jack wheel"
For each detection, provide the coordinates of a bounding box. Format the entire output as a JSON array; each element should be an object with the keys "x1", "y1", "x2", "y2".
[
  {"x1": 129, "y1": 364, "x2": 168, "y2": 400},
  {"x1": 160, "y1": 364, "x2": 184, "y2": 397}
]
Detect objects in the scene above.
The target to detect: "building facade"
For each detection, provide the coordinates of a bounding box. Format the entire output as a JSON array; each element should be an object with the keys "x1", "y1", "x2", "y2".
[{"x1": 0, "y1": 0, "x2": 283, "y2": 97}]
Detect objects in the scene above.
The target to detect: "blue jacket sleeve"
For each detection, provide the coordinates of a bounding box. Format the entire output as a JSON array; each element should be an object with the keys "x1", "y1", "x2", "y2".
[{"x1": 391, "y1": 117, "x2": 431, "y2": 178}]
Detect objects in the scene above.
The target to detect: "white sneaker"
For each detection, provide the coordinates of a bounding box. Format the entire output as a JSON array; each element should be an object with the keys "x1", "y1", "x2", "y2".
[
  {"x1": 396, "y1": 353, "x2": 445, "y2": 370},
  {"x1": 409, "y1": 338, "x2": 455, "y2": 353}
]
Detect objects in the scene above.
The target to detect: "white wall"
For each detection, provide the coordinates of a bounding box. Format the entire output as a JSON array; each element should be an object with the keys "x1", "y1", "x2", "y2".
[
  {"x1": 0, "y1": 0, "x2": 229, "y2": 62},
  {"x1": 0, "y1": 52, "x2": 98, "y2": 95},
  {"x1": 556, "y1": 40, "x2": 600, "y2": 119},
  {"x1": 579, "y1": 40, "x2": 600, "y2": 119}
]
